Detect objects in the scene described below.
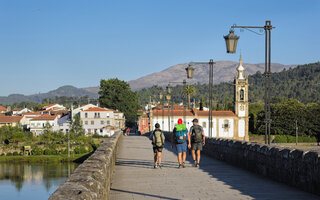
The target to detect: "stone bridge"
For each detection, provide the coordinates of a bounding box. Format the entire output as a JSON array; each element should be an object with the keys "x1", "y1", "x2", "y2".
[{"x1": 50, "y1": 131, "x2": 320, "y2": 200}]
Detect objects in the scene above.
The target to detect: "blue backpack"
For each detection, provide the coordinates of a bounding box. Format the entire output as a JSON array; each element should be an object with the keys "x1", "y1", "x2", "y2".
[{"x1": 174, "y1": 124, "x2": 187, "y2": 144}]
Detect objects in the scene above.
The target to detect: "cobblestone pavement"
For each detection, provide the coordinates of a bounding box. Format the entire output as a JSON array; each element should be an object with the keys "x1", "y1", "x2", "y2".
[{"x1": 110, "y1": 135, "x2": 319, "y2": 200}]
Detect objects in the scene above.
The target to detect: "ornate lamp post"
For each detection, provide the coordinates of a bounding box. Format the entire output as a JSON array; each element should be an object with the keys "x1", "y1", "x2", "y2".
[
  {"x1": 224, "y1": 20, "x2": 275, "y2": 144},
  {"x1": 187, "y1": 59, "x2": 215, "y2": 137}
]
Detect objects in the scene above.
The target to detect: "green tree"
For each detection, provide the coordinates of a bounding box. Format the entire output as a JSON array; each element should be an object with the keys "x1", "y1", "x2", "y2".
[
  {"x1": 183, "y1": 85, "x2": 196, "y2": 109},
  {"x1": 99, "y1": 78, "x2": 139, "y2": 125},
  {"x1": 70, "y1": 114, "x2": 85, "y2": 137}
]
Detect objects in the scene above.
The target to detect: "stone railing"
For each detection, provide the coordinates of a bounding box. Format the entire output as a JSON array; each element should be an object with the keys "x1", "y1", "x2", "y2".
[
  {"x1": 49, "y1": 131, "x2": 122, "y2": 200},
  {"x1": 164, "y1": 132, "x2": 319, "y2": 195},
  {"x1": 203, "y1": 137, "x2": 320, "y2": 196}
]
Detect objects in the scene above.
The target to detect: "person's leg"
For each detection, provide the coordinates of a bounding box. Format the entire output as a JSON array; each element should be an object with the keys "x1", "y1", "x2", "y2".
[
  {"x1": 196, "y1": 150, "x2": 201, "y2": 164},
  {"x1": 182, "y1": 152, "x2": 186, "y2": 167},
  {"x1": 191, "y1": 150, "x2": 196, "y2": 160},
  {"x1": 158, "y1": 151, "x2": 162, "y2": 166},
  {"x1": 154, "y1": 152, "x2": 157, "y2": 166},
  {"x1": 177, "y1": 153, "x2": 182, "y2": 164}
]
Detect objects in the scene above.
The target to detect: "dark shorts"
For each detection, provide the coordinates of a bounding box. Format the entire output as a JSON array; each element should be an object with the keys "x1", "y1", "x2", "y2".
[
  {"x1": 153, "y1": 146, "x2": 163, "y2": 153},
  {"x1": 176, "y1": 142, "x2": 187, "y2": 153},
  {"x1": 191, "y1": 142, "x2": 203, "y2": 151}
]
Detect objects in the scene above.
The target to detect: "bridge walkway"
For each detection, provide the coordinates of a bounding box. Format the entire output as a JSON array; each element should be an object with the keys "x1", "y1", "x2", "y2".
[{"x1": 109, "y1": 134, "x2": 318, "y2": 200}]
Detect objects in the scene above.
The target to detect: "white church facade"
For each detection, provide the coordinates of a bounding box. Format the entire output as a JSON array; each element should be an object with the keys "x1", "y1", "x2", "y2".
[{"x1": 147, "y1": 56, "x2": 249, "y2": 141}]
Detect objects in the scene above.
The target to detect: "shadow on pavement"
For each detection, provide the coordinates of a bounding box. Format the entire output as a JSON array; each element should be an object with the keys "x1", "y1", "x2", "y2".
[{"x1": 110, "y1": 188, "x2": 180, "y2": 200}]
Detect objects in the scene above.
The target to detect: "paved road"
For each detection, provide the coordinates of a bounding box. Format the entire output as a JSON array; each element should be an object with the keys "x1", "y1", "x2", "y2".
[{"x1": 109, "y1": 135, "x2": 319, "y2": 200}]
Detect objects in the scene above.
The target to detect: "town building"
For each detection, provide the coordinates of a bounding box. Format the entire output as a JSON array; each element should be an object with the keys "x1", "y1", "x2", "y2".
[
  {"x1": 140, "y1": 56, "x2": 249, "y2": 141},
  {"x1": 0, "y1": 106, "x2": 7, "y2": 113},
  {"x1": 79, "y1": 107, "x2": 115, "y2": 136},
  {"x1": 0, "y1": 115, "x2": 26, "y2": 127},
  {"x1": 29, "y1": 114, "x2": 60, "y2": 135}
]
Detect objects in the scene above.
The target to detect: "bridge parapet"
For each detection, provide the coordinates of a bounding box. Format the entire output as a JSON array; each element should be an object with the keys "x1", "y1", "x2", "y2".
[
  {"x1": 164, "y1": 132, "x2": 319, "y2": 195},
  {"x1": 203, "y1": 137, "x2": 320, "y2": 196},
  {"x1": 49, "y1": 131, "x2": 122, "y2": 200}
]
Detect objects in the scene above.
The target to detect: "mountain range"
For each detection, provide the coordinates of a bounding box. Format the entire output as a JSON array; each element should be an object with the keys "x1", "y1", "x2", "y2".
[{"x1": 0, "y1": 60, "x2": 296, "y2": 105}]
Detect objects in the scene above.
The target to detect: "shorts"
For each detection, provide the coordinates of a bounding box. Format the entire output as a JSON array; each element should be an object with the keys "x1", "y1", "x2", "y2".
[
  {"x1": 191, "y1": 142, "x2": 203, "y2": 151},
  {"x1": 153, "y1": 146, "x2": 163, "y2": 153},
  {"x1": 175, "y1": 142, "x2": 187, "y2": 153}
]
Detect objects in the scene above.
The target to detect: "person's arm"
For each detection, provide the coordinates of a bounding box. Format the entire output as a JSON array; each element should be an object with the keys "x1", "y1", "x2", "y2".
[
  {"x1": 171, "y1": 128, "x2": 175, "y2": 148},
  {"x1": 202, "y1": 127, "x2": 205, "y2": 145},
  {"x1": 187, "y1": 128, "x2": 192, "y2": 148}
]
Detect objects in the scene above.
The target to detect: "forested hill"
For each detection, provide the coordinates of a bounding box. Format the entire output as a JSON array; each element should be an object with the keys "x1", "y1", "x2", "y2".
[{"x1": 137, "y1": 62, "x2": 320, "y2": 105}]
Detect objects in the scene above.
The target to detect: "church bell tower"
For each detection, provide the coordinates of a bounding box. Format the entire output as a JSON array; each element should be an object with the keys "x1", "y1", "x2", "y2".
[{"x1": 234, "y1": 55, "x2": 249, "y2": 141}]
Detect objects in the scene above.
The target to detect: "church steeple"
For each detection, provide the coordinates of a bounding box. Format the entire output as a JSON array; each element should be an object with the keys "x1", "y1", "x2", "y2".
[
  {"x1": 234, "y1": 54, "x2": 249, "y2": 141},
  {"x1": 237, "y1": 54, "x2": 245, "y2": 80}
]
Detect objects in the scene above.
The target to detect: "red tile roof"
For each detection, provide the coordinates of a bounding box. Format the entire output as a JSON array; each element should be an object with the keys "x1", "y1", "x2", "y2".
[
  {"x1": 152, "y1": 109, "x2": 236, "y2": 117},
  {"x1": 83, "y1": 107, "x2": 112, "y2": 112},
  {"x1": 23, "y1": 111, "x2": 42, "y2": 116},
  {"x1": 43, "y1": 104, "x2": 57, "y2": 109},
  {"x1": 0, "y1": 116, "x2": 23, "y2": 123},
  {"x1": 31, "y1": 114, "x2": 58, "y2": 121},
  {"x1": 0, "y1": 106, "x2": 7, "y2": 112}
]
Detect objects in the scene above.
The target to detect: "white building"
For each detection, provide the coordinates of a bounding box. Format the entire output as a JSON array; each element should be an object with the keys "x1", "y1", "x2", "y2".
[
  {"x1": 79, "y1": 107, "x2": 115, "y2": 136},
  {"x1": 30, "y1": 114, "x2": 60, "y2": 135}
]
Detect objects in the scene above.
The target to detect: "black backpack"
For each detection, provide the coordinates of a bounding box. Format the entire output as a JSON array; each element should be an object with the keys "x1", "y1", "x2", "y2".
[{"x1": 191, "y1": 125, "x2": 203, "y2": 143}]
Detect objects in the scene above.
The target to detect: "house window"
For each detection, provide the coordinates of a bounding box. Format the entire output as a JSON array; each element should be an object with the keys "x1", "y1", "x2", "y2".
[
  {"x1": 223, "y1": 119, "x2": 229, "y2": 131},
  {"x1": 85, "y1": 113, "x2": 88, "y2": 118},
  {"x1": 85, "y1": 121, "x2": 88, "y2": 125},
  {"x1": 107, "y1": 113, "x2": 110, "y2": 118},
  {"x1": 202, "y1": 122, "x2": 206, "y2": 128},
  {"x1": 100, "y1": 129, "x2": 103, "y2": 133},
  {"x1": 240, "y1": 89, "x2": 244, "y2": 101},
  {"x1": 91, "y1": 121, "x2": 94, "y2": 125},
  {"x1": 94, "y1": 112, "x2": 100, "y2": 118},
  {"x1": 31, "y1": 123, "x2": 35, "y2": 126},
  {"x1": 107, "y1": 120, "x2": 110, "y2": 125},
  {"x1": 66, "y1": 129, "x2": 69, "y2": 133},
  {"x1": 101, "y1": 120, "x2": 104, "y2": 125}
]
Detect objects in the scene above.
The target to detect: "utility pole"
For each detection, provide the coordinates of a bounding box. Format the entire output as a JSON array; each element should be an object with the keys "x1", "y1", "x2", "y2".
[{"x1": 296, "y1": 119, "x2": 298, "y2": 146}]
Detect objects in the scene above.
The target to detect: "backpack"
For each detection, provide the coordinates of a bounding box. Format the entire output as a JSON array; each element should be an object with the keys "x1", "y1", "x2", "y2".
[
  {"x1": 153, "y1": 129, "x2": 165, "y2": 147},
  {"x1": 174, "y1": 124, "x2": 187, "y2": 144},
  {"x1": 191, "y1": 125, "x2": 203, "y2": 143}
]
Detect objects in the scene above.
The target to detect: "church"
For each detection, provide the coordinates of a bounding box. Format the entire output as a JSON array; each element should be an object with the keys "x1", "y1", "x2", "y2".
[{"x1": 139, "y1": 56, "x2": 249, "y2": 141}]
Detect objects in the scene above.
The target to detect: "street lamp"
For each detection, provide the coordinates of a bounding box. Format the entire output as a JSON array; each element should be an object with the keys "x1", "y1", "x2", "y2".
[
  {"x1": 224, "y1": 20, "x2": 275, "y2": 145},
  {"x1": 223, "y1": 29, "x2": 240, "y2": 53},
  {"x1": 159, "y1": 93, "x2": 164, "y2": 130},
  {"x1": 188, "y1": 59, "x2": 215, "y2": 137}
]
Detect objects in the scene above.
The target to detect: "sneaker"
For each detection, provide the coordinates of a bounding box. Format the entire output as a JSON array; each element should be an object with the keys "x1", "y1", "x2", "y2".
[
  {"x1": 178, "y1": 164, "x2": 182, "y2": 169},
  {"x1": 158, "y1": 164, "x2": 162, "y2": 169},
  {"x1": 196, "y1": 163, "x2": 200, "y2": 168},
  {"x1": 154, "y1": 165, "x2": 158, "y2": 169},
  {"x1": 193, "y1": 160, "x2": 196, "y2": 167},
  {"x1": 182, "y1": 162, "x2": 185, "y2": 168}
]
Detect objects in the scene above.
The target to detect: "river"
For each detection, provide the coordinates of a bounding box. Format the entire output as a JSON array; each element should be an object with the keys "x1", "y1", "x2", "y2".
[{"x1": 0, "y1": 162, "x2": 79, "y2": 200}]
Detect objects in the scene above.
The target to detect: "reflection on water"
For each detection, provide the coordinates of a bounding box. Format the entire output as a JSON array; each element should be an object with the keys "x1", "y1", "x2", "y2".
[{"x1": 0, "y1": 162, "x2": 79, "y2": 200}]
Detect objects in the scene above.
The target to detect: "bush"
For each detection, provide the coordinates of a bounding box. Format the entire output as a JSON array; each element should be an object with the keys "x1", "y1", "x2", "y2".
[
  {"x1": 74, "y1": 146, "x2": 87, "y2": 154},
  {"x1": 43, "y1": 149, "x2": 58, "y2": 155},
  {"x1": 6, "y1": 152, "x2": 13, "y2": 156},
  {"x1": 92, "y1": 133, "x2": 103, "y2": 138},
  {"x1": 0, "y1": 153, "x2": 4, "y2": 156},
  {"x1": 273, "y1": 135, "x2": 287, "y2": 143},
  {"x1": 273, "y1": 135, "x2": 317, "y2": 143},
  {"x1": 31, "y1": 148, "x2": 43, "y2": 155},
  {"x1": 13, "y1": 152, "x2": 19, "y2": 156}
]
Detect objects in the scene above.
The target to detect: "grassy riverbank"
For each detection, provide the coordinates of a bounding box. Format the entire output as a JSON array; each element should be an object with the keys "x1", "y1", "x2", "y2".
[{"x1": 0, "y1": 153, "x2": 91, "y2": 163}]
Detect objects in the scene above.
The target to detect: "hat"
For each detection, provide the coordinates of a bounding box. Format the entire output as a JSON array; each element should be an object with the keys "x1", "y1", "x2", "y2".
[
  {"x1": 192, "y1": 118, "x2": 198, "y2": 122},
  {"x1": 178, "y1": 118, "x2": 183, "y2": 124}
]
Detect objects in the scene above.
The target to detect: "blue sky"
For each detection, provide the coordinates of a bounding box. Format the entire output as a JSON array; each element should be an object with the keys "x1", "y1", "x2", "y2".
[{"x1": 0, "y1": 0, "x2": 319, "y2": 96}]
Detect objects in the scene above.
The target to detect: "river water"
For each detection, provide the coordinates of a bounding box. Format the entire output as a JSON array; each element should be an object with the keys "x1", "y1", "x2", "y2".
[{"x1": 0, "y1": 162, "x2": 79, "y2": 200}]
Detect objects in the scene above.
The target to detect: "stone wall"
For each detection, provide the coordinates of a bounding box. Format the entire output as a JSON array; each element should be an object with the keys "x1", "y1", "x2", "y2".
[
  {"x1": 203, "y1": 137, "x2": 320, "y2": 196},
  {"x1": 49, "y1": 131, "x2": 122, "y2": 200}
]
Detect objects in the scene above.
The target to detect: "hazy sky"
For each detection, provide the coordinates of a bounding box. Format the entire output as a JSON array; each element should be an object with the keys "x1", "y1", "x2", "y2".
[{"x1": 0, "y1": 0, "x2": 319, "y2": 96}]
